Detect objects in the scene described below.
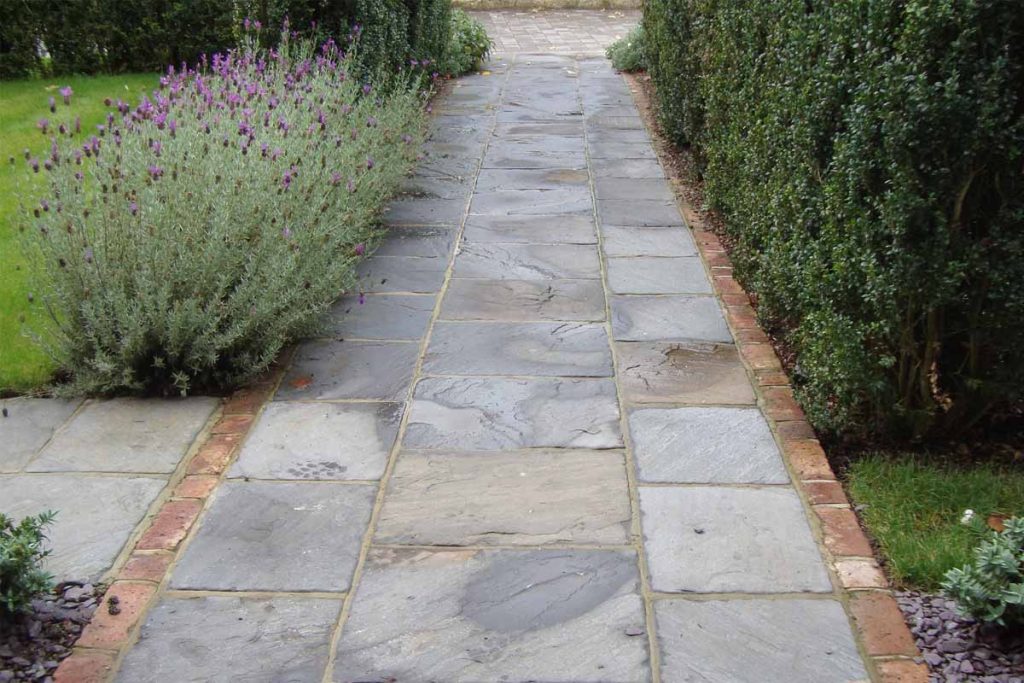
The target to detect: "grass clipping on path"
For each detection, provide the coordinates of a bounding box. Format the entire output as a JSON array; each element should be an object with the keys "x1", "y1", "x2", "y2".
[{"x1": 847, "y1": 454, "x2": 1024, "y2": 591}]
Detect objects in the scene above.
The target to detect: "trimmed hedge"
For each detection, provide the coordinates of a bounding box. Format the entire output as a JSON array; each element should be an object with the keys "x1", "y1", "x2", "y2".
[{"x1": 644, "y1": 0, "x2": 1024, "y2": 439}]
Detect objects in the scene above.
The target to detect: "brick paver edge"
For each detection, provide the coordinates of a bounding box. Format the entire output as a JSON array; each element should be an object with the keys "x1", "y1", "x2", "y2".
[{"x1": 619, "y1": 74, "x2": 929, "y2": 683}]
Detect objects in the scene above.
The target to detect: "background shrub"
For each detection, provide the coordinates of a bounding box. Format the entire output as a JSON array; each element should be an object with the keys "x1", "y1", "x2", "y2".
[
  {"x1": 643, "y1": 0, "x2": 1024, "y2": 440},
  {"x1": 0, "y1": 511, "x2": 54, "y2": 621},
  {"x1": 19, "y1": 37, "x2": 428, "y2": 395},
  {"x1": 606, "y1": 24, "x2": 645, "y2": 73},
  {"x1": 440, "y1": 9, "x2": 491, "y2": 76},
  {"x1": 943, "y1": 517, "x2": 1024, "y2": 627}
]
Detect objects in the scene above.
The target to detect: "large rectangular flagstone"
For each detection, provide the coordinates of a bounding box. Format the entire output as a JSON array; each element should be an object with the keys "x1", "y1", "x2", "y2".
[
  {"x1": 628, "y1": 407, "x2": 787, "y2": 484},
  {"x1": 475, "y1": 168, "x2": 589, "y2": 191},
  {"x1": 384, "y1": 197, "x2": 466, "y2": 226},
  {"x1": 441, "y1": 279, "x2": 606, "y2": 322},
  {"x1": 616, "y1": 342, "x2": 755, "y2": 405},
  {"x1": 606, "y1": 257, "x2": 712, "y2": 294},
  {"x1": 404, "y1": 377, "x2": 622, "y2": 450},
  {"x1": 588, "y1": 141, "x2": 656, "y2": 160},
  {"x1": 333, "y1": 548, "x2": 650, "y2": 682},
  {"x1": 590, "y1": 158, "x2": 664, "y2": 178},
  {"x1": 424, "y1": 322, "x2": 612, "y2": 376},
  {"x1": 375, "y1": 450, "x2": 631, "y2": 546},
  {"x1": 171, "y1": 481, "x2": 375, "y2": 591},
  {"x1": 601, "y1": 226, "x2": 697, "y2": 257},
  {"x1": 483, "y1": 148, "x2": 587, "y2": 170},
  {"x1": 655, "y1": 599, "x2": 868, "y2": 682},
  {"x1": 463, "y1": 214, "x2": 596, "y2": 244},
  {"x1": 0, "y1": 474, "x2": 166, "y2": 580},
  {"x1": 327, "y1": 294, "x2": 435, "y2": 340},
  {"x1": 372, "y1": 226, "x2": 455, "y2": 258},
  {"x1": 356, "y1": 256, "x2": 448, "y2": 293},
  {"x1": 117, "y1": 595, "x2": 341, "y2": 683},
  {"x1": 1, "y1": 398, "x2": 80, "y2": 471},
  {"x1": 228, "y1": 402, "x2": 403, "y2": 481},
  {"x1": 598, "y1": 200, "x2": 683, "y2": 227},
  {"x1": 611, "y1": 295, "x2": 732, "y2": 342},
  {"x1": 594, "y1": 178, "x2": 673, "y2": 201},
  {"x1": 639, "y1": 486, "x2": 831, "y2": 593},
  {"x1": 277, "y1": 340, "x2": 418, "y2": 401},
  {"x1": 29, "y1": 397, "x2": 217, "y2": 474},
  {"x1": 454, "y1": 243, "x2": 601, "y2": 280},
  {"x1": 470, "y1": 189, "x2": 592, "y2": 215}
]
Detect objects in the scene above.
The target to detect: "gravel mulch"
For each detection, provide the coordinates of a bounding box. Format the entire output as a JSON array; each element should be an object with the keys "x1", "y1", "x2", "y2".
[
  {"x1": 0, "y1": 582, "x2": 104, "y2": 682},
  {"x1": 897, "y1": 591, "x2": 1024, "y2": 682}
]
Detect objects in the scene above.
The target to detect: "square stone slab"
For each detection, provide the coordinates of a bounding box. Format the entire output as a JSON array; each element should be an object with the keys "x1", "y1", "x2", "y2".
[
  {"x1": 356, "y1": 256, "x2": 447, "y2": 293},
  {"x1": 384, "y1": 197, "x2": 466, "y2": 226},
  {"x1": 277, "y1": 340, "x2": 418, "y2": 401},
  {"x1": 424, "y1": 322, "x2": 612, "y2": 376},
  {"x1": 441, "y1": 279, "x2": 606, "y2": 322},
  {"x1": 117, "y1": 595, "x2": 341, "y2": 683},
  {"x1": 607, "y1": 257, "x2": 712, "y2": 294},
  {"x1": 454, "y1": 244, "x2": 601, "y2": 280},
  {"x1": 590, "y1": 158, "x2": 665, "y2": 179},
  {"x1": 404, "y1": 377, "x2": 622, "y2": 450},
  {"x1": 375, "y1": 450, "x2": 631, "y2": 546},
  {"x1": 638, "y1": 486, "x2": 831, "y2": 593},
  {"x1": 328, "y1": 294, "x2": 435, "y2": 340},
  {"x1": 612, "y1": 295, "x2": 732, "y2": 342},
  {"x1": 594, "y1": 178, "x2": 673, "y2": 201},
  {"x1": 1, "y1": 398, "x2": 81, "y2": 471},
  {"x1": 463, "y1": 215, "x2": 596, "y2": 244},
  {"x1": 628, "y1": 407, "x2": 788, "y2": 484},
  {"x1": 598, "y1": 201, "x2": 683, "y2": 227},
  {"x1": 601, "y1": 226, "x2": 697, "y2": 257},
  {"x1": 616, "y1": 342, "x2": 755, "y2": 405},
  {"x1": 655, "y1": 599, "x2": 868, "y2": 682},
  {"x1": 229, "y1": 402, "x2": 402, "y2": 481},
  {"x1": 470, "y1": 189, "x2": 592, "y2": 216},
  {"x1": 29, "y1": 398, "x2": 217, "y2": 474},
  {"x1": 333, "y1": 548, "x2": 650, "y2": 682},
  {"x1": 0, "y1": 474, "x2": 165, "y2": 580},
  {"x1": 475, "y1": 168, "x2": 589, "y2": 191},
  {"x1": 171, "y1": 481, "x2": 375, "y2": 591},
  {"x1": 373, "y1": 226, "x2": 455, "y2": 258}
]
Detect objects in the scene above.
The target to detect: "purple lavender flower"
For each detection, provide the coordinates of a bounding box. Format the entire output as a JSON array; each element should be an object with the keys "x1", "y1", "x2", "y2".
[
  {"x1": 60, "y1": 86, "x2": 73, "y2": 105},
  {"x1": 58, "y1": 123, "x2": 67, "y2": 135},
  {"x1": 40, "y1": 200, "x2": 49, "y2": 212},
  {"x1": 75, "y1": 171, "x2": 84, "y2": 182},
  {"x1": 130, "y1": 202, "x2": 138, "y2": 215},
  {"x1": 362, "y1": 84, "x2": 372, "y2": 95},
  {"x1": 83, "y1": 247, "x2": 94, "y2": 263},
  {"x1": 74, "y1": 116, "x2": 81, "y2": 134},
  {"x1": 347, "y1": 178, "x2": 356, "y2": 193},
  {"x1": 151, "y1": 140, "x2": 162, "y2": 157},
  {"x1": 43, "y1": 159, "x2": 53, "y2": 171},
  {"x1": 104, "y1": 97, "x2": 112, "y2": 106},
  {"x1": 29, "y1": 157, "x2": 39, "y2": 173},
  {"x1": 48, "y1": 97, "x2": 55, "y2": 113},
  {"x1": 402, "y1": 134, "x2": 412, "y2": 145},
  {"x1": 330, "y1": 172, "x2": 342, "y2": 186},
  {"x1": 282, "y1": 226, "x2": 292, "y2": 239},
  {"x1": 37, "y1": 118, "x2": 49, "y2": 134},
  {"x1": 358, "y1": 292, "x2": 365, "y2": 305},
  {"x1": 168, "y1": 119, "x2": 177, "y2": 136},
  {"x1": 354, "y1": 243, "x2": 365, "y2": 256},
  {"x1": 366, "y1": 116, "x2": 377, "y2": 128},
  {"x1": 366, "y1": 157, "x2": 374, "y2": 170},
  {"x1": 148, "y1": 165, "x2": 163, "y2": 180}
]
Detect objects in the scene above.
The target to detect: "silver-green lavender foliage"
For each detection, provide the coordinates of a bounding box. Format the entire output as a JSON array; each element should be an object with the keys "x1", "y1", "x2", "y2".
[
  {"x1": 20, "y1": 36, "x2": 428, "y2": 395},
  {"x1": 942, "y1": 517, "x2": 1024, "y2": 627}
]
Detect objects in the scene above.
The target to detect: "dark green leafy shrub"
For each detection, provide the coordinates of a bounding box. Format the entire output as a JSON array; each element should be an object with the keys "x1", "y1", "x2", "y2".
[
  {"x1": 643, "y1": 0, "x2": 1024, "y2": 440},
  {"x1": 606, "y1": 24, "x2": 645, "y2": 73},
  {"x1": 0, "y1": 511, "x2": 55, "y2": 621},
  {"x1": 440, "y1": 9, "x2": 491, "y2": 76},
  {"x1": 943, "y1": 517, "x2": 1024, "y2": 627}
]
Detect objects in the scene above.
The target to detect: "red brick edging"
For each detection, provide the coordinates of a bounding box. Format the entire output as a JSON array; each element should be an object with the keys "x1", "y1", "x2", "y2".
[{"x1": 53, "y1": 377, "x2": 278, "y2": 682}]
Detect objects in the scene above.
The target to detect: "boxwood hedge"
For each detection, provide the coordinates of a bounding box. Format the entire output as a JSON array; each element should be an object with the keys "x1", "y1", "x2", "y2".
[{"x1": 644, "y1": 0, "x2": 1024, "y2": 439}]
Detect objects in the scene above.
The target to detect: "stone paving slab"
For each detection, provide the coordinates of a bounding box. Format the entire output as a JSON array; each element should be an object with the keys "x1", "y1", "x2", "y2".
[
  {"x1": 228, "y1": 401, "x2": 403, "y2": 481},
  {"x1": 356, "y1": 256, "x2": 449, "y2": 293},
  {"x1": 598, "y1": 200, "x2": 684, "y2": 226},
  {"x1": 404, "y1": 377, "x2": 622, "y2": 449},
  {"x1": 601, "y1": 225, "x2": 698, "y2": 257},
  {"x1": 470, "y1": 188, "x2": 592, "y2": 215},
  {"x1": 594, "y1": 178, "x2": 673, "y2": 201},
  {"x1": 327, "y1": 293, "x2": 436, "y2": 340},
  {"x1": 171, "y1": 481, "x2": 375, "y2": 592},
  {"x1": 277, "y1": 340, "x2": 419, "y2": 401},
  {"x1": 372, "y1": 226, "x2": 456, "y2": 258},
  {"x1": 441, "y1": 279, "x2": 606, "y2": 321},
  {"x1": 611, "y1": 295, "x2": 732, "y2": 342},
  {"x1": 385, "y1": 197, "x2": 468, "y2": 225},
  {"x1": 590, "y1": 158, "x2": 664, "y2": 178},
  {"x1": 424, "y1": 321, "x2": 613, "y2": 376},
  {"x1": 454, "y1": 243, "x2": 602, "y2": 279},
  {"x1": 472, "y1": 11, "x2": 640, "y2": 55},
  {"x1": 475, "y1": 167, "x2": 589, "y2": 191},
  {"x1": 606, "y1": 256, "x2": 713, "y2": 294},
  {"x1": 117, "y1": 595, "x2": 341, "y2": 683},
  {"x1": 463, "y1": 214, "x2": 597, "y2": 244},
  {"x1": 639, "y1": 486, "x2": 831, "y2": 593},
  {"x1": 29, "y1": 398, "x2": 217, "y2": 474},
  {"x1": 375, "y1": 449, "x2": 631, "y2": 546},
  {"x1": 1, "y1": 398, "x2": 81, "y2": 471},
  {"x1": 616, "y1": 341, "x2": 756, "y2": 405},
  {"x1": 334, "y1": 548, "x2": 649, "y2": 682},
  {"x1": 654, "y1": 598, "x2": 869, "y2": 682}
]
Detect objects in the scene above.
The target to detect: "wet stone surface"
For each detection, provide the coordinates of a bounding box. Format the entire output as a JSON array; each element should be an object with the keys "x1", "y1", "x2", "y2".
[
  {"x1": 327, "y1": 293, "x2": 436, "y2": 341},
  {"x1": 616, "y1": 342, "x2": 755, "y2": 405},
  {"x1": 600, "y1": 226, "x2": 698, "y2": 257},
  {"x1": 277, "y1": 340, "x2": 419, "y2": 401},
  {"x1": 441, "y1": 279, "x2": 606, "y2": 322},
  {"x1": 0, "y1": 398, "x2": 81, "y2": 472},
  {"x1": 453, "y1": 243, "x2": 601, "y2": 280},
  {"x1": 611, "y1": 295, "x2": 732, "y2": 343},
  {"x1": 463, "y1": 214, "x2": 597, "y2": 244},
  {"x1": 606, "y1": 257, "x2": 712, "y2": 294}
]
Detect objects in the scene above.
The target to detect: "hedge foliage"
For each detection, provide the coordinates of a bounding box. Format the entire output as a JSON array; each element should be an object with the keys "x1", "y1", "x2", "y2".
[{"x1": 644, "y1": 0, "x2": 1024, "y2": 440}]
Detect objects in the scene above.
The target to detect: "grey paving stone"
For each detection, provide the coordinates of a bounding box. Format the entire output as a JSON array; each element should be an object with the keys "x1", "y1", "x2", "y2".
[
  {"x1": 399, "y1": 173, "x2": 473, "y2": 200},
  {"x1": 356, "y1": 256, "x2": 447, "y2": 293},
  {"x1": 464, "y1": 214, "x2": 597, "y2": 244},
  {"x1": 29, "y1": 398, "x2": 217, "y2": 474},
  {"x1": 655, "y1": 599, "x2": 868, "y2": 683},
  {"x1": 470, "y1": 189, "x2": 592, "y2": 215},
  {"x1": 333, "y1": 548, "x2": 650, "y2": 682},
  {"x1": 375, "y1": 449, "x2": 631, "y2": 546},
  {"x1": 590, "y1": 158, "x2": 663, "y2": 178},
  {"x1": 616, "y1": 342, "x2": 755, "y2": 405},
  {"x1": 495, "y1": 108, "x2": 585, "y2": 125},
  {"x1": 595, "y1": 178, "x2": 673, "y2": 201},
  {"x1": 587, "y1": 129, "x2": 651, "y2": 144},
  {"x1": 384, "y1": 197, "x2": 466, "y2": 226},
  {"x1": 328, "y1": 294, "x2": 435, "y2": 340},
  {"x1": 612, "y1": 295, "x2": 731, "y2": 342},
  {"x1": 229, "y1": 402, "x2": 402, "y2": 481},
  {"x1": 476, "y1": 168, "x2": 590, "y2": 191},
  {"x1": 638, "y1": 486, "x2": 831, "y2": 593},
  {"x1": 483, "y1": 148, "x2": 587, "y2": 170},
  {"x1": 441, "y1": 279, "x2": 606, "y2": 322},
  {"x1": 454, "y1": 243, "x2": 602, "y2": 280},
  {"x1": 589, "y1": 141, "x2": 656, "y2": 160},
  {"x1": 493, "y1": 122, "x2": 584, "y2": 137},
  {"x1": 171, "y1": 481, "x2": 375, "y2": 591},
  {"x1": 586, "y1": 115, "x2": 645, "y2": 130},
  {"x1": 585, "y1": 106, "x2": 640, "y2": 118},
  {"x1": 598, "y1": 200, "x2": 683, "y2": 227},
  {"x1": 629, "y1": 407, "x2": 787, "y2": 484},
  {"x1": 373, "y1": 226, "x2": 455, "y2": 258},
  {"x1": 1, "y1": 398, "x2": 81, "y2": 472},
  {"x1": 404, "y1": 377, "x2": 622, "y2": 449},
  {"x1": 488, "y1": 137, "x2": 586, "y2": 154},
  {"x1": 601, "y1": 225, "x2": 698, "y2": 257},
  {"x1": 277, "y1": 340, "x2": 418, "y2": 401},
  {"x1": 607, "y1": 257, "x2": 712, "y2": 294},
  {"x1": 424, "y1": 322, "x2": 612, "y2": 376},
  {"x1": 414, "y1": 154, "x2": 478, "y2": 180},
  {"x1": 118, "y1": 595, "x2": 341, "y2": 683},
  {"x1": 0, "y1": 474, "x2": 165, "y2": 580}
]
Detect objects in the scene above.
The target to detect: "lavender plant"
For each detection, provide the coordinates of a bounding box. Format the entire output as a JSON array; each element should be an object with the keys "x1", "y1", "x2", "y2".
[{"x1": 19, "y1": 34, "x2": 429, "y2": 395}]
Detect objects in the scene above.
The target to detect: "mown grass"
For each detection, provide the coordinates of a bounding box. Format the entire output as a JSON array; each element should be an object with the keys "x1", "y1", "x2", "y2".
[
  {"x1": 846, "y1": 453, "x2": 1024, "y2": 591},
  {"x1": 0, "y1": 73, "x2": 156, "y2": 393}
]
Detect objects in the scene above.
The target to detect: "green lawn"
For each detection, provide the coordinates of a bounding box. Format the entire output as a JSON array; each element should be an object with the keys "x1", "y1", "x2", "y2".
[
  {"x1": 0, "y1": 73, "x2": 156, "y2": 393},
  {"x1": 847, "y1": 452, "x2": 1024, "y2": 591}
]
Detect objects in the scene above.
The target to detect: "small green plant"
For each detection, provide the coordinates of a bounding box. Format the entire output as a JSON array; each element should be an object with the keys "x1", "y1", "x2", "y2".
[
  {"x1": 942, "y1": 517, "x2": 1024, "y2": 627},
  {"x1": 441, "y1": 9, "x2": 491, "y2": 76},
  {"x1": 606, "y1": 25, "x2": 645, "y2": 72},
  {"x1": 0, "y1": 511, "x2": 56, "y2": 621}
]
